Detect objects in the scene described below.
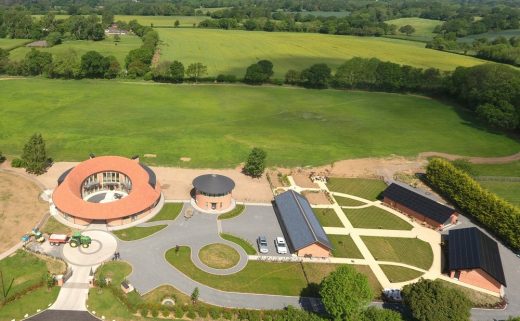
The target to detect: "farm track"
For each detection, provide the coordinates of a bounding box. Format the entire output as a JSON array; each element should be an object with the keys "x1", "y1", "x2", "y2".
[{"x1": 418, "y1": 151, "x2": 520, "y2": 164}]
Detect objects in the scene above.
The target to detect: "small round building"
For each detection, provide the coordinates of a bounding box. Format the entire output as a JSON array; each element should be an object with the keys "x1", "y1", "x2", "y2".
[
  {"x1": 192, "y1": 174, "x2": 235, "y2": 212},
  {"x1": 52, "y1": 156, "x2": 162, "y2": 227}
]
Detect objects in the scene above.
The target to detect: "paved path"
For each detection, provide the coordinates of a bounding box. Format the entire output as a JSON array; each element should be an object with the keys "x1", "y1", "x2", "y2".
[{"x1": 50, "y1": 265, "x2": 92, "y2": 311}]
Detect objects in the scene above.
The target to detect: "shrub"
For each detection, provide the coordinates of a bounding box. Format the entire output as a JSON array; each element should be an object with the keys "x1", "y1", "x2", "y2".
[
  {"x1": 187, "y1": 307, "x2": 197, "y2": 319},
  {"x1": 140, "y1": 307, "x2": 149, "y2": 318},
  {"x1": 196, "y1": 304, "x2": 208, "y2": 318},
  {"x1": 11, "y1": 158, "x2": 26, "y2": 168},
  {"x1": 151, "y1": 306, "x2": 159, "y2": 318},
  {"x1": 209, "y1": 306, "x2": 222, "y2": 319},
  {"x1": 426, "y1": 158, "x2": 520, "y2": 250},
  {"x1": 175, "y1": 306, "x2": 184, "y2": 318},
  {"x1": 161, "y1": 307, "x2": 170, "y2": 317},
  {"x1": 0, "y1": 151, "x2": 5, "y2": 163}
]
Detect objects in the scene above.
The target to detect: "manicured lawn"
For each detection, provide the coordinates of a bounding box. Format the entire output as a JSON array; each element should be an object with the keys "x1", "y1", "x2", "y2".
[
  {"x1": 343, "y1": 206, "x2": 413, "y2": 230},
  {"x1": 361, "y1": 236, "x2": 434, "y2": 270},
  {"x1": 477, "y1": 181, "x2": 520, "y2": 206},
  {"x1": 198, "y1": 243, "x2": 240, "y2": 269},
  {"x1": 112, "y1": 224, "x2": 167, "y2": 241},
  {"x1": 149, "y1": 203, "x2": 184, "y2": 222},
  {"x1": 157, "y1": 29, "x2": 486, "y2": 77},
  {"x1": 313, "y1": 208, "x2": 343, "y2": 227},
  {"x1": 380, "y1": 265, "x2": 424, "y2": 283},
  {"x1": 334, "y1": 196, "x2": 366, "y2": 207},
  {"x1": 0, "y1": 38, "x2": 30, "y2": 50},
  {"x1": 471, "y1": 161, "x2": 520, "y2": 177},
  {"x1": 328, "y1": 234, "x2": 363, "y2": 258},
  {"x1": 9, "y1": 35, "x2": 142, "y2": 66},
  {"x1": 166, "y1": 246, "x2": 342, "y2": 296},
  {"x1": 1, "y1": 79, "x2": 519, "y2": 168},
  {"x1": 385, "y1": 18, "x2": 443, "y2": 42},
  {"x1": 219, "y1": 233, "x2": 257, "y2": 255},
  {"x1": 0, "y1": 251, "x2": 49, "y2": 300},
  {"x1": 328, "y1": 178, "x2": 387, "y2": 200},
  {"x1": 218, "y1": 204, "x2": 245, "y2": 220},
  {"x1": 0, "y1": 287, "x2": 60, "y2": 321}
]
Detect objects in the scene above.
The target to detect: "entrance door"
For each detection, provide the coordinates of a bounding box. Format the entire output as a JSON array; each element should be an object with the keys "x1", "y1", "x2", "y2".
[
  {"x1": 454, "y1": 270, "x2": 461, "y2": 280},
  {"x1": 211, "y1": 203, "x2": 217, "y2": 210}
]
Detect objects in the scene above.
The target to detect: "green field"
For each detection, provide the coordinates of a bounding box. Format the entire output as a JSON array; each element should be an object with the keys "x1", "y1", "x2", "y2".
[
  {"x1": 327, "y1": 178, "x2": 387, "y2": 200},
  {"x1": 1, "y1": 79, "x2": 519, "y2": 168},
  {"x1": 470, "y1": 161, "x2": 520, "y2": 177},
  {"x1": 313, "y1": 208, "x2": 344, "y2": 227},
  {"x1": 328, "y1": 234, "x2": 363, "y2": 258},
  {"x1": 8, "y1": 35, "x2": 142, "y2": 66},
  {"x1": 343, "y1": 206, "x2": 414, "y2": 230},
  {"x1": 457, "y1": 29, "x2": 520, "y2": 43},
  {"x1": 157, "y1": 29, "x2": 486, "y2": 77},
  {"x1": 115, "y1": 15, "x2": 208, "y2": 27},
  {"x1": 477, "y1": 180, "x2": 520, "y2": 206},
  {"x1": 380, "y1": 264, "x2": 424, "y2": 283},
  {"x1": 468, "y1": 161, "x2": 520, "y2": 206},
  {"x1": 0, "y1": 38, "x2": 30, "y2": 50},
  {"x1": 386, "y1": 17, "x2": 443, "y2": 42},
  {"x1": 334, "y1": 195, "x2": 366, "y2": 207},
  {"x1": 362, "y1": 236, "x2": 434, "y2": 270}
]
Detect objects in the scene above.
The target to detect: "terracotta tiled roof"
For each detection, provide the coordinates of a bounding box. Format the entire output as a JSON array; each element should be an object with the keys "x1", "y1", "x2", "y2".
[{"x1": 52, "y1": 156, "x2": 161, "y2": 220}]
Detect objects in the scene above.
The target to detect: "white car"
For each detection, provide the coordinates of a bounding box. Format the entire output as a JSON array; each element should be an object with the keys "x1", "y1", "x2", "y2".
[{"x1": 275, "y1": 237, "x2": 288, "y2": 254}]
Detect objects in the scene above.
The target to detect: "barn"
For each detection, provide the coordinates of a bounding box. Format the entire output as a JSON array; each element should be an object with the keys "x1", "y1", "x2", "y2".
[
  {"x1": 274, "y1": 190, "x2": 332, "y2": 257},
  {"x1": 383, "y1": 183, "x2": 458, "y2": 230}
]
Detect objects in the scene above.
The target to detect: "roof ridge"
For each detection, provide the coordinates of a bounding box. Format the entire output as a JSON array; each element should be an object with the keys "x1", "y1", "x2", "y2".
[{"x1": 289, "y1": 190, "x2": 319, "y2": 244}]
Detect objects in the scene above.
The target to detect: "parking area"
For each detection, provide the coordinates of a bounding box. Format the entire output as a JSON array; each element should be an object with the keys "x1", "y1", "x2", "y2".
[{"x1": 221, "y1": 204, "x2": 291, "y2": 256}]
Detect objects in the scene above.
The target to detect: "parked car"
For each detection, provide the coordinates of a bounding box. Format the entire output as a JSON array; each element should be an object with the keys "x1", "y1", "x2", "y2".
[
  {"x1": 257, "y1": 236, "x2": 269, "y2": 254},
  {"x1": 275, "y1": 237, "x2": 288, "y2": 254},
  {"x1": 382, "y1": 288, "x2": 403, "y2": 303}
]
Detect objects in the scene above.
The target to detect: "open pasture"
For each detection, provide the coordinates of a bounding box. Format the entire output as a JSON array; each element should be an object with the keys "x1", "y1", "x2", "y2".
[
  {"x1": 385, "y1": 17, "x2": 442, "y2": 42},
  {"x1": 0, "y1": 38, "x2": 30, "y2": 50},
  {"x1": 0, "y1": 78, "x2": 518, "y2": 168},
  {"x1": 115, "y1": 15, "x2": 208, "y2": 27},
  {"x1": 8, "y1": 35, "x2": 142, "y2": 66},
  {"x1": 457, "y1": 29, "x2": 520, "y2": 43},
  {"x1": 157, "y1": 29, "x2": 487, "y2": 77}
]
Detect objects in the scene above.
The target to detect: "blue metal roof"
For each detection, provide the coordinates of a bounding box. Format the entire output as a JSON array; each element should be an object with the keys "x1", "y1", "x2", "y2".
[{"x1": 274, "y1": 190, "x2": 332, "y2": 251}]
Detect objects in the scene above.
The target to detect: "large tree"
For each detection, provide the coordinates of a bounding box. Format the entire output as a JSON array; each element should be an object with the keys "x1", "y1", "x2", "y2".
[
  {"x1": 22, "y1": 133, "x2": 49, "y2": 175},
  {"x1": 170, "y1": 60, "x2": 185, "y2": 83},
  {"x1": 399, "y1": 24, "x2": 416, "y2": 35},
  {"x1": 24, "y1": 49, "x2": 52, "y2": 76},
  {"x1": 186, "y1": 62, "x2": 207, "y2": 82},
  {"x1": 81, "y1": 51, "x2": 109, "y2": 78},
  {"x1": 319, "y1": 265, "x2": 373, "y2": 321},
  {"x1": 51, "y1": 49, "x2": 80, "y2": 79},
  {"x1": 243, "y1": 148, "x2": 267, "y2": 178},
  {"x1": 301, "y1": 63, "x2": 331, "y2": 89},
  {"x1": 402, "y1": 279, "x2": 471, "y2": 321}
]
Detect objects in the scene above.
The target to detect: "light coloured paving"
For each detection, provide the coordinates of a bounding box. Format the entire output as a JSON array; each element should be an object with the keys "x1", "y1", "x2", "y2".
[{"x1": 62, "y1": 230, "x2": 118, "y2": 266}]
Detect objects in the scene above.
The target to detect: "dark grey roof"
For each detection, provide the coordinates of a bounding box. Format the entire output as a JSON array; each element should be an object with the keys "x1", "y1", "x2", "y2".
[
  {"x1": 448, "y1": 227, "x2": 506, "y2": 286},
  {"x1": 383, "y1": 183, "x2": 455, "y2": 224},
  {"x1": 274, "y1": 190, "x2": 332, "y2": 251},
  {"x1": 25, "y1": 310, "x2": 100, "y2": 321},
  {"x1": 193, "y1": 174, "x2": 235, "y2": 195},
  {"x1": 139, "y1": 163, "x2": 157, "y2": 188},
  {"x1": 57, "y1": 167, "x2": 74, "y2": 185}
]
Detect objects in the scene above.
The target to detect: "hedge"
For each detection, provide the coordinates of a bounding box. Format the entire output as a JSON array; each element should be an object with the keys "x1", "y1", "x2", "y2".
[{"x1": 426, "y1": 158, "x2": 520, "y2": 250}]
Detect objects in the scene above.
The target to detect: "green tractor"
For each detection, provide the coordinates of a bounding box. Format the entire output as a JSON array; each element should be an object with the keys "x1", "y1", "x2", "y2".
[{"x1": 69, "y1": 232, "x2": 92, "y2": 248}]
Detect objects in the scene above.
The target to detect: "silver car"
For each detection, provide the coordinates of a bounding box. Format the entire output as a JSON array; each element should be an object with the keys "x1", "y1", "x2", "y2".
[
  {"x1": 257, "y1": 236, "x2": 269, "y2": 254},
  {"x1": 275, "y1": 237, "x2": 288, "y2": 254}
]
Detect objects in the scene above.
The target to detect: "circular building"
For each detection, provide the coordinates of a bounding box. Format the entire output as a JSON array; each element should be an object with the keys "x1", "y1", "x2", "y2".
[
  {"x1": 192, "y1": 174, "x2": 235, "y2": 212},
  {"x1": 52, "y1": 156, "x2": 162, "y2": 226}
]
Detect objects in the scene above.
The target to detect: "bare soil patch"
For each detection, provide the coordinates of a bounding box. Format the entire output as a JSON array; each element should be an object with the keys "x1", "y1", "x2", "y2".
[
  {"x1": 0, "y1": 172, "x2": 47, "y2": 253},
  {"x1": 292, "y1": 172, "x2": 319, "y2": 188},
  {"x1": 302, "y1": 191, "x2": 331, "y2": 205}
]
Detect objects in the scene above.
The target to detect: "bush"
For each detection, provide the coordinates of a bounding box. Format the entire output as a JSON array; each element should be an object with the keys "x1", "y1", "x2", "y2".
[
  {"x1": 140, "y1": 307, "x2": 149, "y2": 318},
  {"x1": 196, "y1": 304, "x2": 208, "y2": 318},
  {"x1": 151, "y1": 306, "x2": 159, "y2": 318},
  {"x1": 11, "y1": 158, "x2": 26, "y2": 168},
  {"x1": 426, "y1": 158, "x2": 520, "y2": 250},
  {"x1": 216, "y1": 74, "x2": 237, "y2": 83},
  {"x1": 0, "y1": 151, "x2": 5, "y2": 163},
  {"x1": 222, "y1": 308, "x2": 233, "y2": 320},
  {"x1": 175, "y1": 306, "x2": 184, "y2": 318},
  {"x1": 187, "y1": 307, "x2": 197, "y2": 319},
  {"x1": 161, "y1": 307, "x2": 170, "y2": 317},
  {"x1": 209, "y1": 306, "x2": 222, "y2": 319}
]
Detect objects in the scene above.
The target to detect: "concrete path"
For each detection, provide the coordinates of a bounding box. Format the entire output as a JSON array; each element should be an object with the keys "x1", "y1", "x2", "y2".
[{"x1": 50, "y1": 265, "x2": 92, "y2": 311}]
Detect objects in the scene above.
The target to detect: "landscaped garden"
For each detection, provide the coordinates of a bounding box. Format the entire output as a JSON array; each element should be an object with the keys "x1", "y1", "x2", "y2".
[
  {"x1": 198, "y1": 243, "x2": 240, "y2": 269},
  {"x1": 1, "y1": 79, "x2": 519, "y2": 168},
  {"x1": 361, "y1": 236, "x2": 434, "y2": 270},
  {"x1": 149, "y1": 203, "x2": 184, "y2": 222},
  {"x1": 313, "y1": 208, "x2": 344, "y2": 227},
  {"x1": 380, "y1": 265, "x2": 424, "y2": 283},
  {"x1": 328, "y1": 234, "x2": 363, "y2": 259},
  {"x1": 342, "y1": 206, "x2": 413, "y2": 230},
  {"x1": 113, "y1": 224, "x2": 167, "y2": 241},
  {"x1": 327, "y1": 178, "x2": 388, "y2": 200}
]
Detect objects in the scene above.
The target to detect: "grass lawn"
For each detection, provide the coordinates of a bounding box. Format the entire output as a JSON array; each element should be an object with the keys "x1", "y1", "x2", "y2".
[
  {"x1": 343, "y1": 206, "x2": 413, "y2": 230},
  {"x1": 470, "y1": 161, "x2": 520, "y2": 177},
  {"x1": 0, "y1": 286, "x2": 60, "y2": 321},
  {"x1": 0, "y1": 38, "x2": 30, "y2": 50},
  {"x1": 328, "y1": 178, "x2": 387, "y2": 200},
  {"x1": 198, "y1": 243, "x2": 240, "y2": 269},
  {"x1": 157, "y1": 29, "x2": 486, "y2": 77},
  {"x1": 149, "y1": 203, "x2": 184, "y2": 222},
  {"x1": 477, "y1": 181, "x2": 520, "y2": 206},
  {"x1": 219, "y1": 233, "x2": 257, "y2": 255},
  {"x1": 112, "y1": 224, "x2": 167, "y2": 241},
  {"x1": 115, "y1": 15, "x2": 208, "y2": 27},
  {"x1": 328, "y1": 234, "x2": 363, "y2": 258},
  {"x1": 1, "y1": 79, "x2": 519, "y2": 168},
  {"x1": 313, "y1": 208, "x2": 343, "y2": 227},
  {"x1": 385, "y1": 18, "x2": 443, "y2": 42},
  {"x1": 361, "y1": 236, "x2": 434, "y2": 270},
  {"x1": 380, "y1": 264, "x2": 424, "y2": 283},
  {"x1": 334, "y1": 196, "x2": 366, "y2": 207},
  {"x1": 41, "y1": 216, "x2": 75, "y2": 235},
  {"x1": 438, "y1": 279, "x2": 502, "y2": 308},
  {"x1": 8, "y1": 35, "x2": 142, "y2": 66},
  {"x1": 0, "y1": 251, "x2": 50, "y2": 300},
  {"x1": 218, "y1": 204, "x2": 245, "y2": 220}
]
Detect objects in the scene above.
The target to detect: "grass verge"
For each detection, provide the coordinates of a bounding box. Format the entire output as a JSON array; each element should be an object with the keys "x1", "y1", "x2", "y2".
[
  {"x1": 343, "y1": 206, "x2": 413, "y2": 230},
  {"x1": 361, "y1": 236, "x2": 434, "y2": 270},
  {"x1": 149, "y1": 203, "x2": 184, "y2": 222},
  {"x1": 218, "y1": 204, "x2": 245, "y2": 220},
  {"x1": 219, "y1": 233, "x2": 257, "y2": 255},
  {"x1": 113, "y1": 225, "x2": 167, "y2": 241},
  {"x1": 380, "y1": 265, "x2": 424, "y2": 283},
  {"x1": 198, "y1": 243, "x2": 240, "y2": 269}
]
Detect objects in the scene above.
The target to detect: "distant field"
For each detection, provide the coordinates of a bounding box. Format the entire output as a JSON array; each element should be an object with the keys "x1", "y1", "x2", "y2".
[
  {"x1": 0, "y1": 38, "x2": 30, "y2": 50},
  {"x1": 471, "y1": 161, "x2": 520, "y2": 177},
  {"x1": 477, "y1": 181, "x2": 520, "y2": 206},
  {"x1": 458, "y1": 29, "x2": 520, "y2": 43},
  {"x1": 1, "y1": 79, "x2": 518, "y2": 168},
  {"x1": 157, "y1": 29, "x2": 487, "y2": 77},
  {"x1": 114, "y1": 15, "x2": 208, "y2": 27},
  {"x1": 469, "y1": 161, "x2": 520, "y2": 206},
  {"x1": 386, "y1": 17, "x2": 442, "y2": 42},
  {"x1": 296, "y1": 11, "x2": 350, "y2": 17},
  {"x1": 8, "y1": 35, "x2": 142, "y2": 65}
]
